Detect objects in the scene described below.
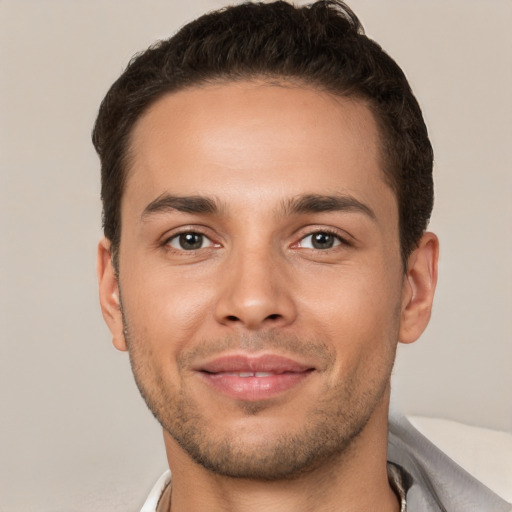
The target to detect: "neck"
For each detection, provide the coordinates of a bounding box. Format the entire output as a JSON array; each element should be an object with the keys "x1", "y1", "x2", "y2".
[{"x1": 162, "y1": 396, "x2": 399, "y2": 512}]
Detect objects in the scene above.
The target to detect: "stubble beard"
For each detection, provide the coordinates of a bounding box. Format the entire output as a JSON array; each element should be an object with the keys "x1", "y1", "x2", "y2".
[{"x1": 122, "y1": 310, "x2": 396, "y2": 481}]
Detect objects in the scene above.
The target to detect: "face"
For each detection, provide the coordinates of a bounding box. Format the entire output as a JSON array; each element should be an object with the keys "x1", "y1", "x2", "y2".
[{"x1": 98, "y1": 81, "x2": 437, "y2": 480}]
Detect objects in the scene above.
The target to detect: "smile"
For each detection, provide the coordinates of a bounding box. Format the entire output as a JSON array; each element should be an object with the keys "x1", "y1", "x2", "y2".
[
  {"x1": 218, "y1": 371, "x2": 290, "y2": 377},
  {"x1": 196, "y1": 354, "x2": 315, "y2": 401}
]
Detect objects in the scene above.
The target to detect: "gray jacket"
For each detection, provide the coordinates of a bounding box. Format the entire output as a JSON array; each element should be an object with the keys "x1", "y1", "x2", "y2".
[{"x1": 388, "y1": 412, "x2": 512, "y2": 512}]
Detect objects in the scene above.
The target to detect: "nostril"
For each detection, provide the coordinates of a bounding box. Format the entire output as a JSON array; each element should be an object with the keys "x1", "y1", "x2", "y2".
[
  {"x1": 267, "y1": 314, "x2": 281, "y2": 320},
  {"x1": 226, "y1": 315, "x2": 239, "y2": 322}
]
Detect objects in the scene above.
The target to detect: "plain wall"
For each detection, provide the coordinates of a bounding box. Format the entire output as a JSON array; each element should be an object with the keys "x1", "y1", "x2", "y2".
[{"x1": 1, "y1": 1, "x2": 511, "y2": 510}]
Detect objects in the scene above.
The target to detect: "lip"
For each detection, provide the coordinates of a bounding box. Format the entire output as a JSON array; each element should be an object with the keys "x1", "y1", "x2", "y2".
[{"x1": 196, "y1": 354, "x2": 315, "y2": 401}]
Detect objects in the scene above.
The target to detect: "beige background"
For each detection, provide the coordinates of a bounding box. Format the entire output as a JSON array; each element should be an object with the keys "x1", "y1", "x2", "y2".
[{"x1": 1, "y1": 0, "x2": 511, "y2": 510}]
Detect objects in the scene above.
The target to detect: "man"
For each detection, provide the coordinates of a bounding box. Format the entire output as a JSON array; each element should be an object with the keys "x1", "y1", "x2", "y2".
[{"x1": 92, "y1": 1, "x2": 511, "y2": 511}]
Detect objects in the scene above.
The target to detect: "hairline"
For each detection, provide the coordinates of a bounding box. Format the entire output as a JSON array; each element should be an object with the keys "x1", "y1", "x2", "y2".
[{"x1": 111, "y1": 75, "x2": 402, "y2": 272}]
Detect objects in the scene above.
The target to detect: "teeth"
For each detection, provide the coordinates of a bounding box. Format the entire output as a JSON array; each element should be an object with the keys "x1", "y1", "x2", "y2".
[{"x1": 223, "y1": 372, "x2": 275, "y2": 377}]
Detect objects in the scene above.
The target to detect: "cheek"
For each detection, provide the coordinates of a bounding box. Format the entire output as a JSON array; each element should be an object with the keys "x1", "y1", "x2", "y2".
[
  {"x1": 295, "y1": 263, "x2": 402, "y2": 369},
  {"x1": 298, "y1": 259, "x2": 401, "y2": 322},
  {"x1": 120, "y1": 262, "x2": 218, "y2": 355}
]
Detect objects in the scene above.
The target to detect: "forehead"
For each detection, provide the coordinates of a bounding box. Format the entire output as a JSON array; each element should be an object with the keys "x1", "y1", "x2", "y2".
[{"x1": 124, "y1": 81, "x2": 395, "y2": 220}]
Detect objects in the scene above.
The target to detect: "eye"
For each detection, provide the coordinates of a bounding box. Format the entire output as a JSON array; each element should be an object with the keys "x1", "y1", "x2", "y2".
[
  {"x1": 299, "y1": 231, "x2": 343, "y2": 250},
  {"x1": 167, "y1": 232, "x2": 213, "y2": 251}
]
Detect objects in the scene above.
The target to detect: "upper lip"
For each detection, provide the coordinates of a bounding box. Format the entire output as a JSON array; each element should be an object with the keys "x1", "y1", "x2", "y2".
[{"x1": 196, "y1": 354, "x2": 315, "y2": 374}]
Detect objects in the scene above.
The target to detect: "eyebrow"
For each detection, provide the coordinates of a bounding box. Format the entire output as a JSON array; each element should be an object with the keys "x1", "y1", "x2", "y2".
[
  {"x1": 281, "y1": 194, "x2": 376, "y2": 220},
  {"x1": 141, "y1": 194, "x2": 222, "y2": 220},
  {"x1": 140, "y1": 192, "x2": 376, "y2": 222}
]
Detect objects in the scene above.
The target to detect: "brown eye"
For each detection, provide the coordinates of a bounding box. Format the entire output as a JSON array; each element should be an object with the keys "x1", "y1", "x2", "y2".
[{"x1": 168, "y1": 232, "x2": 209, "y2": 250}]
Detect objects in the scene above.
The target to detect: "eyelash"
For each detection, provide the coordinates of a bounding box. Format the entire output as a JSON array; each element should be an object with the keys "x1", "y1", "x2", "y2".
[
  {"x1": 163, "y1": 229, "x2": 216, "y2": 252},
  {"x1": 296, "y1": 229, "x2": 350, "y2": 251},
  {"x1": 162, "y1": 227, "x2": 350, "y2": 254}
]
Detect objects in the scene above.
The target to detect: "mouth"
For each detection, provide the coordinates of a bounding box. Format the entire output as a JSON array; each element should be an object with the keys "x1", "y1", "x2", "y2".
[{"x1": 195, "y1": 354, "x2": 315, "y2": 401}]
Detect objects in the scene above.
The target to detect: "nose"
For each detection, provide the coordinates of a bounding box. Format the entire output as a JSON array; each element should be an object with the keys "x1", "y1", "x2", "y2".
[{"x1": 214, "y1": 247, "x2": 297, "y2": 330}]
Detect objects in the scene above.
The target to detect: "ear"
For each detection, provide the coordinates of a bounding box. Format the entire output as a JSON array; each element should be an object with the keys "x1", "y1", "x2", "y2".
[
  {"x1": 97, "y1": 238, "x2": 127, "y2": 351},
  {"x1": 398, "y1": 232, "x2": 439, "y2": 344}
]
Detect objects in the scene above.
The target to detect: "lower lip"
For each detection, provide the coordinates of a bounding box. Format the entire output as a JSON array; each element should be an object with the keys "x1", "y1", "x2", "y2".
[{"x1": 199, "y1": 371, "x2": 313, "y2": 401}]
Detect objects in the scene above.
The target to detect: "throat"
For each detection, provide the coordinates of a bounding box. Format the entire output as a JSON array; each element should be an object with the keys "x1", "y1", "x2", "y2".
[{"x1": 156, "y1": 482, "x2": 172, "y2": 512}]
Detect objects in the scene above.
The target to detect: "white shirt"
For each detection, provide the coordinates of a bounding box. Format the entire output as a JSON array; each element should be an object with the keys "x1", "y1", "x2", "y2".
[{"x1": 140, "y1": 412, "x2": 512, "y2": 512}]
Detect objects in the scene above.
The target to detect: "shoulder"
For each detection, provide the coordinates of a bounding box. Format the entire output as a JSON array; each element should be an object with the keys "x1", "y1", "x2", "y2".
[{"x1": 387, "y1": 411, "x2": 512, "y2": 512}]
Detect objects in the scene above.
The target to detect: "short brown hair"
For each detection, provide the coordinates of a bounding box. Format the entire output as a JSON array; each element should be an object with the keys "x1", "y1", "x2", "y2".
[{"x1": 92, "y1": 0, "x2": 433, "y2": 269}]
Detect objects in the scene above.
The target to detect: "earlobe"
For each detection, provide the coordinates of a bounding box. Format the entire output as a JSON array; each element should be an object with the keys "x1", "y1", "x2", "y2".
[
  {"x1": 97, "y1": 238, "x2": 128, "y2": 351},
  {"x1": 398, "y1": 232, "x2": 439, "y2": 344}
]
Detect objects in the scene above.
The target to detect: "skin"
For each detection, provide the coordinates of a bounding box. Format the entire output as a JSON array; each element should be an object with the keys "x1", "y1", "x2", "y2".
[{"x1": 98, "y1": 81, "x2": 438, "y2": 512}]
